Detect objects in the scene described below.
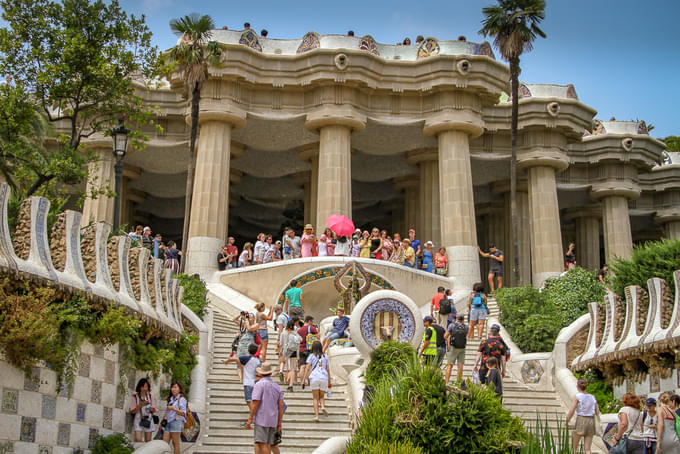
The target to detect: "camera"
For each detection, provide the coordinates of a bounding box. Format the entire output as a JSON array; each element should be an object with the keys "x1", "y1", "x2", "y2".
[
  {"x1": 139, "y1": 416, "x2": 151, "y2": 428},
  {"x1": 160, "y1": 419, "x2": 167, "y2": 428},
  {"x1": 272, "y1": 431, "x2": 282, "y2": 446},
  {"x1": 241, "y1": 311, "x2": 247, "y2": 316}
]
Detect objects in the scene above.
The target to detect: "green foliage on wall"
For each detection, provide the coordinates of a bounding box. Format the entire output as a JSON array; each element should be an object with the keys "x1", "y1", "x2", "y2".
[
  {"x1": 364, "y1": 341, "x2": 417, "y2": 387},
  {"x1": 542, "y1": 268, "x2": 606, "y2": 326},
  {"x1": 91, "y1": 433, "x2": 134, "y2": 454},
  {"x1": 610, "y1": 239, "x2": 680, "y2": 297},
  {"x1": 348, "y1": 357, "x2": 526, "y2": 454},
  {"x1": 176, "y1": 273, "x2": 207, "y2": 319}
]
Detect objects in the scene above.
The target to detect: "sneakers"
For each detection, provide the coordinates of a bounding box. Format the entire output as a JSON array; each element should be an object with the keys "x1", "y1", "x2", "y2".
[
  {"x1": 322, "y1": 408, "x2": 328, "y2": 417},
  {"x1": 287, "y1": 386, "x2": 293, "y2": 392}
]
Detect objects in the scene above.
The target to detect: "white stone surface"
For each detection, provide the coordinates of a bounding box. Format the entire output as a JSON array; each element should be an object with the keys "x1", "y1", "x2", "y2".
[
  {"x1": 0, "y1": 414, "x2": 20, "y2": 441},
  {"x1": 446, "y1": 245, "x2": 479, "y2": 291},
  {"x1": 132, "y1": 440, "x2": 173, "y2": 453},
  {"x1": 311, "y1": 436, "x2": 352, "y2": 454},
  {"x1": 186, "y1": 236, "x2": 223, "y2": 279}
]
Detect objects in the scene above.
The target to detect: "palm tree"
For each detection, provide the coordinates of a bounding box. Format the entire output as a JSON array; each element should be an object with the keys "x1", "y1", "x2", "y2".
[
  {"x1": 167, "y1": 13, "x2": 223, "y2": 271},
  {"x1": 480, "y1": 0, "x2": 546, "y2": 286}
]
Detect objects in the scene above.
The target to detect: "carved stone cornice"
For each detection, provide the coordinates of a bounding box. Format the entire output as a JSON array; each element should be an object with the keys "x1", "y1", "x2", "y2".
[
  {"x1": 392, "y1": 175, "x2": 419, "y2": 192},
  {"x1": 406, "y1": 148, "x2": 438, "y2": 166},
  {"x1": 304, "y1": 105, "x2": 366, "y2": 133}
]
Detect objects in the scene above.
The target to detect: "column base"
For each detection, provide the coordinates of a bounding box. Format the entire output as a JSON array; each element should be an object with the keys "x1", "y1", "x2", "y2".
[
  {"x1": 446, "y1": 245, "x2": 480, "y2": 292},
  {"x1": 185, "y1": 236, "x2": 224, "y2": 279},
  {"x1": 533, "y1": 271, "x2": 562, "y2": 289}
]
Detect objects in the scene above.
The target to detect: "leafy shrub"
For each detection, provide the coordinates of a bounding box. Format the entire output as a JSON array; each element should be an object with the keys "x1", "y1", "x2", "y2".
[
  {"x1": 176, "y1": 273, "x2": 207, "y2": 319},
  {"x1": 611, "y1": 239, "x2": 680, "y2": 296},
  {"x1": 347, "y1": 439, "x2": 425, "y2": 454},
  {"x1": 496, "y1": 287, "x2": 561, "y2": 352},
  {"x1": 91, "y1": 433, "x2": 133, "y2": 454},
  {"x1": 349, "y1": 357, "x2": 525, "y2": 454},
  {"x1": 364, "y1": 341, "x2": 417, "y2": 387},
  {"x1": 521, "y1": 416, "x2": 572, "y2": 454},
  {"x1": 542, "y1": 268, "x2": 605, "y2": 326}
]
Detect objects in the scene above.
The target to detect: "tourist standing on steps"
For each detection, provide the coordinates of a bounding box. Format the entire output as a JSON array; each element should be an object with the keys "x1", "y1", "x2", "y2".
[
  {"x1": 642, "y1": 397, "x2": 657, "y2": 454},
  {"x1": 473, "y1": 324, "x2": 507, "y2": 385},
  {"x1": 408, "y1": 229, "x2": 422, "y2": 269},
  {"x1": 297, "y1": 316, "x2": 318, "y2": 384},
  {"x1": 255, "y1": 303, "x2": 275, "y2": 364},
  {"x1": 485, "y1": 357, "x2": 503, "y2": 401},
  {"x1": 218, "y1": 244, "x2": 230, "y2": 271},
  {"x1": 369, "y1": 227, "x2": 383, "y2": 259},
  {"x1": 163, "y1": 241, "x2": 182, "y2": 275},
  {"x1": 273, "y1": 305, "x2": 289, "y2": 369},
  {"x1": 246, "y1": 363, "x2": 284, "y2": 454},
  {"x1": 359, "y1": 230, "x2": 371, "y2": 258},
  {"x1": 129, "y1": 377, "x2": 158, "y2": 443},
  {"x1": 222, "y1": 343, "x2": 260, "y2": 424},
  {"x1": 612, "y1": 393, "x2": 645, "y2": 453},
  {"x1": 430, "y1": 286, "x2": 446, "y2": 326},
  {"x1": 301, "y1": 224, "x2": 316, "y2": 258},
  {"x1": 254, "y1": 233, "x2": 266, "y2": 265},
  {"x1": 565, "y1": 242, "x2": 576, "y2": 270},
  {"x1": 227, "y1": 236, "x2": 239, "y2": 268},
  {"x1": 566, "y1": 378, "x2": 599, "y2": 454},
  {"x1": 301, "y1": 341, "x2": 332, "y2": 422},
  {"x1": 282, "y1": 228, "x2": 301, "y2": 260},
  {"x1": 239, "y1": 242, "x2": 253, "y2": 268},
  {"x1": 162, "y1": 382, "x2": 187, "y2": 454},
  {"x1": 234, "y1": 312, "x2": 259, "y2": 380},
  {"x1": 279, "y1": 320, "x2": 301, "y2": 392},
  {"x1": 422, "y1": 241, "x2": 434, "y2": 272},
  {"x1": 434, "y1": 246, "x2": 449, "y2": 276},
  {"x1": 284, "y1": 279, "x2": 304, "y2": 321},
  {"x1": 656, "y1": 392, "x2": 680, "y2": 453},
  {"x1": 467, "y1": 282, "x2": 488, "y2": 339},
  {"x1": 478, "y1": 243, "x2": 503, "y2": 291},
  {"x1": 444, "y1": 314, "x2": 468, "y2": 384},
  {"x1": 420, "y1": 316, "x2": 446, "y2": 366}
]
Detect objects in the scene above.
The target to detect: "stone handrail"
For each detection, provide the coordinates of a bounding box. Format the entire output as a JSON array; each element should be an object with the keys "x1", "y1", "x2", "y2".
[
  {"x1": 0, "y1": 182, "x2": 189, "y2": 337},
  {"x1": 570, "y1": 270, "x2": 680, "y2": 380}
]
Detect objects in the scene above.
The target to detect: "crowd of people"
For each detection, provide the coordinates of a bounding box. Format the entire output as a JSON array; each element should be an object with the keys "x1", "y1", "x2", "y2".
[{"x1": 128, "y1": 224, "x2": 182, "y2": 274}]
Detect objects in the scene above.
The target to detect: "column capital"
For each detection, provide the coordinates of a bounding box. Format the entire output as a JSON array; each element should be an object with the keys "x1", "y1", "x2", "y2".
[
  {"x1": 186, "y1": 99, "x2": 247, "y2": 129},
  {"x1": 406, "y1": 148, "x2": 438, "y2": 166},
  {"x1": 422, "y1": 111, "x2": 484, "y2": 138},
  {"x1": 654, "y1": 208, "x2": 680, "y2": 225},
  {"x1": 291, "y1": 170, "x2": 311, "y2": 187},
  {"x1": 563, "y1": 205, "x2": 602, "y2": 221},
  {"x1": 589, "y1": 181, "x2": 641, "y2": 201},
  {"x1": 298, "y1": 143, "x2": 320, "y2": 161},
  {"x1": 392, "y1": 175, "x2": 420, "y2": 192},
  {"x1": 516, "y1": 150, "x2": 569, "y2": 172},
  {"x1": 304, "y1": 105, "x2": 366, "y2": 133},
  {"x1": 475, "y1": 201, "x2": 504, "y2": 216},
  {"x1": 491, "y1": 179, "x2": 529, "y2": 195}
]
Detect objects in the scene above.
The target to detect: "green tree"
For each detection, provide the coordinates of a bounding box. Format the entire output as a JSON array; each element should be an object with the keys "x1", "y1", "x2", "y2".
[
  {"x1": 164, "y1": 13, "x2": 223, "y2": 264},
  {"x1": 0, "y1": 0, "x2": 159, "y2": 200},
  {"x1": 661, "y1": 135, "x2": 680, "y2": 152},
  {"x1": 480, "y1": 0, "x2": 547, "y2": 286}
]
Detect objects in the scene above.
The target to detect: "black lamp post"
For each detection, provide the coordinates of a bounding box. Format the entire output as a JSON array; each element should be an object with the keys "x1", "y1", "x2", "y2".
[{"x1": 111, "y1": 119, "x2": 129, "y2": 230}]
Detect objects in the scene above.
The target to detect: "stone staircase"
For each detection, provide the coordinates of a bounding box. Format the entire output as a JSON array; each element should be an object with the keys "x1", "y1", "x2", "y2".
[{"x1": 194, "y1": 311, "x2": 352, "y2": 454}]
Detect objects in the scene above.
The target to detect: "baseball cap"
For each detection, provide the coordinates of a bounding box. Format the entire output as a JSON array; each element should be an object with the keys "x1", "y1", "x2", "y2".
[
  {"x1": 646, "y1": 397, "x2": 657, "y2": 406},
  {"x1": 423, "y1": 315, "x2": 434, "y2": 323},
  {"x1": 490, "y1": 324, "x2": 501, "y2": 331}
]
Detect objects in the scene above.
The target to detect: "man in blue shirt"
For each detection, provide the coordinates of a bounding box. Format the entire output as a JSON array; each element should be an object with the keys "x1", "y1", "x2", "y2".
[
  {"x1": 322, "y1": 308, "x2": 350, "y2": 352},
  {"x1": 408, "y1": 228, "x2": 422, "y2": 269}
]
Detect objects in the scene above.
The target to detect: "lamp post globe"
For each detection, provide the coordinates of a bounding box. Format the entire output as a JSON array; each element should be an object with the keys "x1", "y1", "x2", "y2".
[{"x1": 111, "y1": 119, "x2": 129, "y2": 230}]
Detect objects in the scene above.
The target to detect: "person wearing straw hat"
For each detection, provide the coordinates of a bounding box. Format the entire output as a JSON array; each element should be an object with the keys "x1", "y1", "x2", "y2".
[
  {"x1": 246, "y1": 363, "x2": 284, "y2": 453},
  {"x1": 301, "y1": 224, "x2": 315, "y2": 258}
]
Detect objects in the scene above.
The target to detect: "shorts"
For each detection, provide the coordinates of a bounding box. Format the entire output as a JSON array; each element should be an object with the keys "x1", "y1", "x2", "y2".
[
  {"x1": 254, "y1": 424, "x2": 277, "y2": 445},
  {"x1": 325, "y1": 331, "x2": 348, "y2": 341},
  {"x1": 299, "y1": 350, "x2": 310, "y2": 365},
  {"x1": 470, "y1": 308, "x2": 487, "y2": 321},
  {"x1": 244, "y1": 385, "x2": 254, "y2": 402},
  {"x1": 310, "y1": 380, "x2": 328, "y2": 392},
  {"x1": 259, "y1": 329, "x2": 269, "y2": 341},
  {"x1": 574, "y1": 415, "x2": 595, "y2": 436},
  {"x1": 447, "y1": 347, "x2": 466, "y2": 365},
  {"x1": 289, "y1": 306, "x2": 304, "y2": 320},
  {"x1": 489, "y1": 269, "x2": 503, "y2": 278},
  {"x1": 166, "y1": 419, "x2": 184, "y2": 433}
]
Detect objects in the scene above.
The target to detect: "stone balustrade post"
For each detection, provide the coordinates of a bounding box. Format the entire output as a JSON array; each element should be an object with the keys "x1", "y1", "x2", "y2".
[
  {"x1": 185, "y1": 101, "x2": 246, "y2": 277},
  {"x1": 407, "y1": 149, "x2": 440, "y2": 246},
  {"x1": 305, "y1": 107, "x2": 366, "y2": 234}
]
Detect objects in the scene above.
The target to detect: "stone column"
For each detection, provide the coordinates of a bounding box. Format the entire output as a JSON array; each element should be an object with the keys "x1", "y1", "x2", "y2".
[
  {"x1": 298, "y1": 144, "x2": 320, "y2": 228},
  {"x1": 655, "y1": 209, "x2": 680, "y2": 241},
  {"x1": 292, "y1": 171, "x2": 312, "y2": 225},
  {"x1": 185, "y1": 101, "x2": 246, "y2": 277},
  {"x1": 407, "y1": 149, "x2": 440, "y2": 246},
  {"x1": 590, "y1": 181, "x2": 638, "y2": 263},
  {"x1": 493, "y1": 180, "x2": 531, "y2": 287},
  {"x1": 564, "y1": 206, "x2": 601, "y2": 271},
  {"x1": 81, "y1": 147, "x2": 115, "y2": 226},
  {"x1": 424, "y1": 110, "x2": 484, "y2": 291},
  {"x1": 305, "y1": 107, "x2": 366, "y2": 234},
  {"x1": 393, "y1": 176, "x2": 419, "y2": 234}
]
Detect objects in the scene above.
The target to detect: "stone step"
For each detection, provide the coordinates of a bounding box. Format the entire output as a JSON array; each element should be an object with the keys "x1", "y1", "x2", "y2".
[
  {"x1": 195, "y1": 442, "x2": 318, "y2": 454},
  {"x1": 209, "y1": 397, "x2": 349, "y2": 407},
  {"x1": 209, "y1": 413, "x2": 351, "y2": 424},
  {"x1": 203, "y1": 426, "x2": 351, "y2": 438}
]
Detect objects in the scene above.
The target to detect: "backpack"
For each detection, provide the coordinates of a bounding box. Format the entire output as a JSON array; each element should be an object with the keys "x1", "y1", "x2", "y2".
[
  {"x1": 450, "y1": 323, "x2": 468, "y2": 349},
  {"x1": 306, "y1": 330, "x2": 320, "y2": 351},
  {"x1": 439, "y1": 297, "x2": 452, "y2": 315},
  {"x1": 674, "y1": 412, "x2": 680, "y2": 440},
  {"x1": 286, "y1": 331, "x2": 301, "y2": 353},
  {"x1": 471, "y1": 292, "x2": 485, "y2": 309}
]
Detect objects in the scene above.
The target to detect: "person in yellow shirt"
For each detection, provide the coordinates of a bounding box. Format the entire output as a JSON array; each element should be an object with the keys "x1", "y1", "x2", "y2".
[{"x1": 402, "y1": 239, "x2": 416, "y2": 268}]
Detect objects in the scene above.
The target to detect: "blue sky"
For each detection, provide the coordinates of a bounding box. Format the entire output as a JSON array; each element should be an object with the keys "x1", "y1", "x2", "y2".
[{"x1": 122, "y1": 0, "x2": 679, "y2": 138}]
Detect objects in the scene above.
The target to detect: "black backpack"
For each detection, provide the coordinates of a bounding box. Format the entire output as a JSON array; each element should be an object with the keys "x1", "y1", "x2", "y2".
[
  {"x1": 439, "y1": 297, "x2": 452, "y2": 315},
  {"x1": 450, "y1": 323, "x2": 468, "y2": 349}
]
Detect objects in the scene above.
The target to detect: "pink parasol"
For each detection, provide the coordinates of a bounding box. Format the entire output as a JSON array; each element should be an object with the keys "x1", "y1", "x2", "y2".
[{"x1": 326, "y1": 214, "x2": 355, "y2": 237}]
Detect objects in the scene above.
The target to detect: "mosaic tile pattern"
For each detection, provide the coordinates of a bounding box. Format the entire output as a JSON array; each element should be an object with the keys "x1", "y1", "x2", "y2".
[
  {"x1": 0, "y1": 441, "x2": 13, "y2": 453},
  {"x1": 76, "y1": 403, "x2": 86, "y2": 423},
  {"x1": 521, "y1": 360, "x2": 544, "y2": 384},
  {"x1": 650, "y1": 373, "x2": 660, "y2": 392},
  {"x1": 58, "y1": 385, "x2": 70, "y2": 399},
  {"x1": 57, "y1": 423, "x2": 70, "y2": 446},
  {"x1": 94, "y1": 344, "x2": 105, "y2": 357},
  {"x1": 566, "y1": 84, "x2": 578, "y2": 99},
  {"x1": 105, "y1": 360, "x2": 115, "y2": 384},
  {"x1": 239, "y1": 30, "x2": 262, "y2": 52},
  {"x1": 417, "y1": 38, "x2": 439, "y2": 59},
  {"x1": 296, "y1": 31, "x2": 320, "y2": 54},
  {"x1": 78, "y1": 354, "x2": 91, "y2": 378},
  {"x1": 103, "y1": 407, "x2": 113, "y2": 430},
  {"x1": 115, "y1": 389, "x2": 125, "y2": 410},
  {"x1": 2, "y1": 388, "x2": 18, "y2": 413},
  {"x1": 38, "y1": 446, "x2": 52, "y2": 454},
  {"x1": 90, "y1": 380, "x2": 102, "y2": 404},
  {"x1": 24, "y1": 367, "x2": 40, "y2": 392},
  {"x1": 359, "y1": 35, "x2": 379, "y2": 56},
  {"x1": 359, "y1": 298, "x2": 416, "y2": 348},
  {"x1": 473, "y1": 41, "x2": 495, "y2": 60},
  {"x1": 88, "y1": 428, "x2": 99, "y2": 450},
  {"x1": 20, "y1": 416, "x2": 36, "y2": 442},
  {"x1": 41, "y1": 395, "x2": 56, "y2": 419},
  {"x1": 277, "y1": 266, "x2": 394, "y2": 305},
  {"x1": 127, "y1": 373, "x2": 136, "y2": 391}
]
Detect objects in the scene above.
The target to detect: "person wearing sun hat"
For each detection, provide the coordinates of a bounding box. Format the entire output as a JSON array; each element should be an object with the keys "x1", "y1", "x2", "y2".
[
  {"x1": 301, "y1": 224, "x2": 315, "y2": 258},
  {"x1": 422, "y1": 240, "x2": 434, "y2": 273},
  {"x1": 246, "y1": 363, "x2": 284, "y2": 451}
]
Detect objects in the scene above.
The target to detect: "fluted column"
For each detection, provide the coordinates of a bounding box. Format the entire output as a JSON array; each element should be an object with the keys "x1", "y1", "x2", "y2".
[
  {"x1": 407, "y1": 149, "x2": 440, "y2": 246},
  {"x1": 393, "y1": 175, "x2": 419, "y2": 235},
  {"x1": 424, "y1": 110, "x2": 484, "y2": 291},
  {"x1": 292, "y1": 171, "x2": 312, "y2": 225},
  {"x1": 298, "y1": 144, "x2": 320, "y2": 228},
  {"x1": 564, "y1": 206, "x2": 601, "y2": 271},
  {"x1": 590, "y1": 177, "x2": 639, "y2": 263},
  {"x1": 305, "y1": 107, "x2": 366, "y2": 234},
  {"x1": 81, "y1": 147, "x2": 115, "y2": 226},
  {"x1": 493, "y1": 180, "x2": 531, "y2": 286},
  {"x1": 185, "y1": 101, "x2": 246, "y2": 277},
  {"x1": 655, "y1": 209, "x2": 680, "y2": 241}
]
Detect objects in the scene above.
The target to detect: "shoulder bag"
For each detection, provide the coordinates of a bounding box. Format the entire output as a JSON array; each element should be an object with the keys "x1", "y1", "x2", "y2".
[{"x1": 610, "y1": 410, "x2": 640, "y2": 454}]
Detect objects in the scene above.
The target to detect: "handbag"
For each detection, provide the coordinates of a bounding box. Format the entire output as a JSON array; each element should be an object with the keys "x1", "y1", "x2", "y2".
[
  {"x1": 611, "y1": 411, "x2": 641, "y2": 454},
  {"x1": 184, "y1": 401, "x2": 195, "y2": 430},
  {"x1": 254, "y1": 332, "x2": 262, "y2": 345}
]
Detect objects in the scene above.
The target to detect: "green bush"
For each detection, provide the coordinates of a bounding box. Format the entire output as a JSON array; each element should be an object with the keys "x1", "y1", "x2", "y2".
[
  {"x1": 610, "y1": 239, "x2": 680, "y2": 296},
  {"x1": 347, "y1": 439, "x2": 425, "y2": 454},
  {"x1": 176, "y1": 273, "x2": 208, "y2": 319},
  {"x1": 91, "y1": 433, "x2": 133, "y2": 454},
  {"x1": 521, "y1": 417, "x2": 572, "y2": 454},
  {"x1": 542, "y1": 268, "x2": 606, "y2": 326},
  {"x1": 348, "y1": 357, "x2": 526, "y2": 454},
  {"x1": 364, "y1": 341, "x2": 417, "y2": 387}
]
